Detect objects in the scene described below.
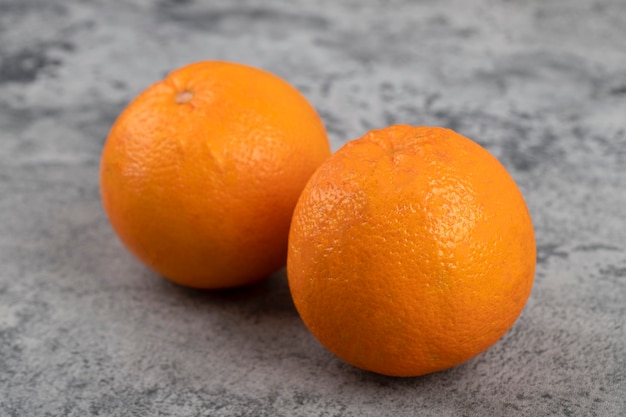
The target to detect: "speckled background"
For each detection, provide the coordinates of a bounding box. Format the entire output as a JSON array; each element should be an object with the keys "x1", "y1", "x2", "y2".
[{"x1": 1, "y1": 0, "x2": 625, "y2": 416}]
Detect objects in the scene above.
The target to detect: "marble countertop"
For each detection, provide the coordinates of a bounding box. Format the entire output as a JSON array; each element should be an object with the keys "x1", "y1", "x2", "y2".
[{"x1": 1, "y1": 1, "x2": 624, "y2": 415}]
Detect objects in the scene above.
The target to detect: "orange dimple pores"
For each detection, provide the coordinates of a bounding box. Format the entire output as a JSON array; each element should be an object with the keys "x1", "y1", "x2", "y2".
[
  {"x1": 100, "y1": 61, "x2": 331, "y2": 289},
  {"x1": 287, "y1": 125, "x2": 535, "y2": 377}
]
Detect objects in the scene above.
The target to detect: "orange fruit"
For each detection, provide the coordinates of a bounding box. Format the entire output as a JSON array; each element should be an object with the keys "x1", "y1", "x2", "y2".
[
  {"x1": 287, "y1": 124, "x2": 535, "y2": 377},
  {"x1": 100, "y1": 61, "x2": 331, "y2": 289}
]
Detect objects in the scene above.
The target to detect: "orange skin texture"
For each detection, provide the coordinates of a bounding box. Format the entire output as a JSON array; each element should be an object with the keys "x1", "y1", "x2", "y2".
[
  {"x1": 287, "y1": 125, "x2": 536, "y2": 377},
  {"x1": 100, "y1": 61, "x2": 330, "y2": 289}
]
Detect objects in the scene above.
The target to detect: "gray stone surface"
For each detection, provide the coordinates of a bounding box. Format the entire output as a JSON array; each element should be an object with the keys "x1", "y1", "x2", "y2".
[{"x1": 1, "y1": 0, "x2": 625, "y2": 415}]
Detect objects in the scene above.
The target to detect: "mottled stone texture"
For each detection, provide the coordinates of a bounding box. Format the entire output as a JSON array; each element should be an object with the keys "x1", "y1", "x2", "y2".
[{"x1": 0, "y1": 0, "x2": 624, "y2": 416}]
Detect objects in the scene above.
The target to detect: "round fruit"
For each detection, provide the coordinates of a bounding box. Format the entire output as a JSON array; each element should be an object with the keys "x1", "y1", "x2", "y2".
[
  {"x1": 100, "y1": 61, "x2": 331, "y2": 289},
  {"x1": 287, "y1": 124, "x2": 535, "y2": 377}
]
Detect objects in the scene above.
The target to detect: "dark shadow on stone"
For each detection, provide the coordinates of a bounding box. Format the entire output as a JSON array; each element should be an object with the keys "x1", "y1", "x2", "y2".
[{"x1": 151, "y1": 267, "x2": 299, "y2": 320}]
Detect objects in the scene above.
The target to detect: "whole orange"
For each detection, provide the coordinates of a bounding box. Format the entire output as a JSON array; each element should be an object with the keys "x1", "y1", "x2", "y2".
[
  {"x1": 287, "y1": 125, "x2": 535, "y2": 377},
  {"x1": 100, "y1": 61, "x2": 330, "y2": 289}
]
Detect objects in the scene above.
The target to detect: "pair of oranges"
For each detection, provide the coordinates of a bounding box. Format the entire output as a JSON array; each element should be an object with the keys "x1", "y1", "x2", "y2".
[{"x1": 100, "y1": 61, "x2": 536, "y2": 377}]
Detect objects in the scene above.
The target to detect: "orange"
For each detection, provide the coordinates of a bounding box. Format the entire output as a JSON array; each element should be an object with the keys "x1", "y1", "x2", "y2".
[
  {"x1": 287, "y1": 125, "x2": 535, "y2": 377},
  {"x1": 100, "y1": 61, "x2": 331, "y2": 289}
]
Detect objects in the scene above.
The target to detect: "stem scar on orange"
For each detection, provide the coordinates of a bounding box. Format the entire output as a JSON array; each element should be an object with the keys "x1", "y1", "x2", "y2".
[
  {"x1": 100, "y1": 61, "x2": 331, "y2": 289},
  {"x1": 287, "y1": 124, "x2": 536, "y2": 377}
]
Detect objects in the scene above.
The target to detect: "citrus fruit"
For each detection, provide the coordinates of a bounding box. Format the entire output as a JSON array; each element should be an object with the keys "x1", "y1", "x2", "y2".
[
  {"x1": 287, "y1": 124, "x2": 535, "y2": 377},
  {"x1": 100, "y1": 61, "x2": 331, "y2": 289}
]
